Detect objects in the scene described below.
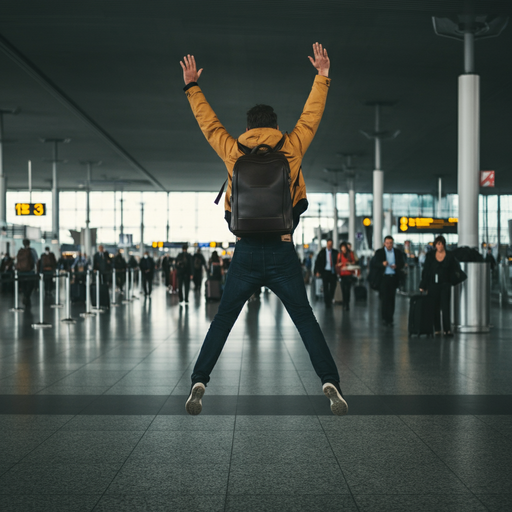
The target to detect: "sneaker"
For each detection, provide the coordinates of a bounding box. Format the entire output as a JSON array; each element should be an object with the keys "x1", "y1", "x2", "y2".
[
  {"x1": 322, "y1": 382, "x2": 348, "y2": 416},
  {"x1": 179, "y1": 301, "x2": 185, "y2": 307},
  {"x1": 185, "y1": 382, "x2": 205, "y2": 416}
]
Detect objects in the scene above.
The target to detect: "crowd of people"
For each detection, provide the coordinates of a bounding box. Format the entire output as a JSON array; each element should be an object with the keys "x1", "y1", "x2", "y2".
[
  {"x1": 308, "y1": 234, "x2": 484, "y2": 337},
  {"x1": 0, "y1": 240, "x2": 230, "y2": 309}
]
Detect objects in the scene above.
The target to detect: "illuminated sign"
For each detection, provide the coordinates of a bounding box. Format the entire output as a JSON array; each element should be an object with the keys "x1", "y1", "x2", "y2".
[
  {"x1": 363, "y1": 218, "x2": 372, "y2": 227},
  {"x1": 398, "y1": 217, "x2": 458, "y2": 234},
  {"x1": 15, "y1": 203, "x2": 46, "y2": 216}
]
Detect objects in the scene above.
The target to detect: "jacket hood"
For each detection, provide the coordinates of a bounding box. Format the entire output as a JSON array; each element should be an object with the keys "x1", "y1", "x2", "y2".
[{"x1": 237, "y1": 128, "x2": 284, "y2": 148}]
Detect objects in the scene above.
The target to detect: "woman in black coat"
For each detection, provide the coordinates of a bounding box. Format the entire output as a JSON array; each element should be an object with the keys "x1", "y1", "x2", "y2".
[{"x1": 419, "y1": 235, "x2": 463, "y2": 336}]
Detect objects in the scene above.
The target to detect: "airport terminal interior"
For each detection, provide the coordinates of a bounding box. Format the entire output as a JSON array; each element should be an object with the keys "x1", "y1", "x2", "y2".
[{"x1": 1, "y1": 1, "x2": 512, "y2": 511}]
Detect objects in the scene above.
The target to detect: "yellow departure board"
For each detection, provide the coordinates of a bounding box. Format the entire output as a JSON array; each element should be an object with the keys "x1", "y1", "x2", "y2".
[
  {"x1": 15, "y1": 203, "x2": 46, "y2": 216},
  {"x1": 398, "y1": 217, "x2": 458, "y2": 234}
]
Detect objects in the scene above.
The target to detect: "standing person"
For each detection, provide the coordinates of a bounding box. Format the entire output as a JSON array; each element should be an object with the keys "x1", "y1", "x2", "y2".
[
  {"x1": 336, "y1": 242, "x2": 356, "y2": 311},
  {"x1": 0, "y1": 252, "x2": 14, "y2": 294},
  {"x1": 208, "y1": 251, "x2": 224, "y2": 281},
  {"x1": 16, "y1": 239, "x2": 37, "y2": 308},
  {"x1": 314, "y1": 239, "x2": 339, "y2": 308},
  {"x1": 39, "y1": 246, "x2": 57, "y2": 295},
  {"x1": 161, "y1": 253, "x2": 172, "y2": 290},
  {"x1": 175, "y1": 244, "x2": 193, "y2": 306},
  {"x1": 139, "y1": 251, "x2": 155, "y2": 297},
  {"x1": 419, "y1": 235, "x2": 463, "y2": 336},
  {"x1": 113, "y1": 250, "x2": 127, "y2": 292},
  {"x1": 192, "y1": 247, "x2": 207, "y2": 291},
  {"x1": 93, "y1": 245, "x2": 111, "y2": 283},
  {"x1": 371, "y1": 236, "x2": 405, "y2": 327},
  {"x1": 180, "y1": 43, "x2": 347, "y2": 416}
]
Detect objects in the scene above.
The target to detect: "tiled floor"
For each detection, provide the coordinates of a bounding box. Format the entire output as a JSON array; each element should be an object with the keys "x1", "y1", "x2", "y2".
[{"x1": 0, "y1": 281, "x2": 511, "y2": 511}]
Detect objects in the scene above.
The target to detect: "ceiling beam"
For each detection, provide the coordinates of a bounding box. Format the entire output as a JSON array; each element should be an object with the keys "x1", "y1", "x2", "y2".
[{"x1": 0, "y1": 32, "x2": 166, "y2": 191}]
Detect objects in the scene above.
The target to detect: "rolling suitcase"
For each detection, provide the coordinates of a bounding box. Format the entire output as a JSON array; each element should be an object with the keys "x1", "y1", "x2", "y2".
[
  {"x1": 354, "y1": 283, "x2": 367, "y2": 302},
  {"x1": 71, "y1": 283, "x2": 86, "y2": 303},
  {"x1": 205, "y1": 279, "x2": 222, "y2": 302},
  {"x1": 334, "y1": 280, "x2": 343, "y2": 304},
  {"x1": 408, "y1": 294, "x2": 434, "y2": 337},
  {"x1": 91, "y1": 284, "x2": 110, "y2": 309},
  {"x1": 170, "y1": 269, "x2": 178, "y2": 294}
]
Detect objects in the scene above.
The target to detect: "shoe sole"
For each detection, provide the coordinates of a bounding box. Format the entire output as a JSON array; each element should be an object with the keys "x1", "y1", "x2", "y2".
[
  {"x1": 323, "y1": 384, "x2": 348, "y2": 416},
  {"x1": 185, "y1": 385, "x2": 205, "y2": 416}
]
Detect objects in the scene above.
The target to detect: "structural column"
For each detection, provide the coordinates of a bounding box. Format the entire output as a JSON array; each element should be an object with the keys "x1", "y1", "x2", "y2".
[
  {"x1": 348, "y1": 177, "x2": 356, "y2": 247},
  {"x1": 361, "y1": 102, "x2": 399, "y2": 250},
  {"x1": 80, "y1": 161, "x2": 100, "y2": 260},
  {"x1": 332, "y1": 191, "x2": 338, "y2": 250},
  {"x1": 0, "y1": 108, "x2": 19, "y2": 229},
  {"x1": 42, "y1": 138, "x2": 70, "y2": 244},
  {"x1": 140, "y1": 199, "x2": 144, "y2": 257},
  {"x1": 458, "y1": 71, "x2": 480, "y2": 247}
]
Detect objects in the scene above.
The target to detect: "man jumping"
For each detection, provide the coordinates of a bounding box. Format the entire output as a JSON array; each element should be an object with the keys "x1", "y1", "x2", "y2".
[{"x1": 180, "y1": 43, "x2": 348, "y2": 416}]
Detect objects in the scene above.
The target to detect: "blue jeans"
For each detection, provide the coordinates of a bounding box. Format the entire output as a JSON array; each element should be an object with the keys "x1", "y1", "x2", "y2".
[{"x1": 191, "y1": 237, "x2": 340, "y2": 386}]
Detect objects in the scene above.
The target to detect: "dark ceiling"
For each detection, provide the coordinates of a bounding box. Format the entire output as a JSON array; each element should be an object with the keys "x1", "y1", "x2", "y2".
[{"x1": 0, "y1": 0, "x2": 511, "y2": 196}]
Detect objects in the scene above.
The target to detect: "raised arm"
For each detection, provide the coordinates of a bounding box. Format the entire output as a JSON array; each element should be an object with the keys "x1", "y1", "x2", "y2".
[
  {"x1": 180, "y1": 54, "x2": 236, "y2": 161},
  {"x1": 288, "y1": 43, "x2": 331, "y2": 156}
]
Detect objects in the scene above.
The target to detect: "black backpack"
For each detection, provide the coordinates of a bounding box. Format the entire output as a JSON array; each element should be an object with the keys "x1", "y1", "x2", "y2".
[{"x1": 227, "y1": 136, "x2": 300, "y2": 237}]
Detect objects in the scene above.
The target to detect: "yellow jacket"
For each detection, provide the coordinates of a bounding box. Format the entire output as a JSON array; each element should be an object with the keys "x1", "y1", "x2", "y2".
[{"x1": 184, "y1": 74, "x2": 331, "y2": 224}]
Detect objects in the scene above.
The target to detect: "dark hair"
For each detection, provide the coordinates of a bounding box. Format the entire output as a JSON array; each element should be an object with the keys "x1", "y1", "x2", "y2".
[
  {"x1": 22, "y1": 238, "x2": 30, "y2": 247},
  {"x1": 45, "y1": 246, "x2": 50, "y2": 251},
  {"x1": 434, "y1": 235, "x2": 446, "y2": 247},
  {"x1": 339, "y1": 242, "x2": 348, "y2": 252},
  {"x1": 384, "y1": 236, "x2": 394, "y2": 242},
  {"x1": 326, "y1": 238, "x2": 333, "y2": 243},
  {"x1": 182, "y1": 244, "x2": 188, "y2": 251},
  {"x1": 211, "y1": 251, "x2": 219, "y2": 263},
  {"x1": 246, "y1": 104, "x2": 278, "y2": 130}
]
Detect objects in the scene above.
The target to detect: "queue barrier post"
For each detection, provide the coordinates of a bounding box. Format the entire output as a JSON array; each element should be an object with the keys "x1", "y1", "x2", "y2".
[
  {"x1": 123, "y1": 268, "x2": 132, "y2": 303},
  {"x1": 10, "y1": 270, "x2": 24, "y2": 312},
  {"x1": 31, "y1": 273, "x2": 52, "y2": 329},
  {"x1": 92, "y1": 270, "x2": 105, "y2": 313},
  {"x1": 51, "y1": 269, "x2": 64, "y2": 309},
  {"x1": 131, "y1": 269, "x2": 138, "y2": 300},
  {"x1": 80, "y1": 269, "x2": 96, "y2": 318},
  {"x1": 61, "y1": 272, "x2": 77, "y2": 324},
  {"x1": 111, "y1": 268, "x2": 120, "y2": 307}
]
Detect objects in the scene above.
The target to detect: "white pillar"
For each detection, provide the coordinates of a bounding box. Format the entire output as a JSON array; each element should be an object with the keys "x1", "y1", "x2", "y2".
[
  {"x1": 0, "y1": 113, "x2": 5, "y2": 227},
  {"x1": 437, "y1": 176, "x2": 443, "y2": 217},
  {"x1": 458, "y1": 74, "x2": 480, "y2": 247},
  {"x1": 84, "y1": 165, "x2": 92, "y2": 259},
  {"x1": 348, "y1": 179, "x2": 355, "y2": 247},
  {"x1": 52, "y1": 145, "x2": 59, "y2": 243},
  {"x1": 332, "y1": 191, "x2": 338, "y2": 250},
  {"x1": 140, "y1": 200, "x2": 144, "y2": 257},
  {"x1": 373, "y1": 171, "x2": 384, "y2": 249}
]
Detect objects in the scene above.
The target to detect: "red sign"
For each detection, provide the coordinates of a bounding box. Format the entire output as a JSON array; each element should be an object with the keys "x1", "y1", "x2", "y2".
[{"x1": 480, "y1": 170, "x2": 495, "y2": 187}]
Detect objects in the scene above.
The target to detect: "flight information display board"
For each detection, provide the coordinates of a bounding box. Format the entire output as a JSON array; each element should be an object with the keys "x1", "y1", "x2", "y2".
[
  {"x1": 15, "y1": 203, "x2": 46, "y2": 216},
  {"x1": 398, "y1": 217, "x2": 458, "y2": 234}
]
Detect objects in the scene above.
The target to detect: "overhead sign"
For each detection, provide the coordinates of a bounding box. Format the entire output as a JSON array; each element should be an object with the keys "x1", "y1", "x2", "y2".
[
  {"x1": 15, "y1": 203, "x2": 46, "y2": 216},
  {"x1": 398, "y1": 217, "x2": 458, "y2": 234},
  {"x1": 480, "y1": 170, "x2": 495, "y2": 187}
]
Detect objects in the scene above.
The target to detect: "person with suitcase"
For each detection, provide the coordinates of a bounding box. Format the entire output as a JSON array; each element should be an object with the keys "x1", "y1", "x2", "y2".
[
  {"x1": 180, "y1": 43, "x2": 347, "y2": 417},
  {"x1": 419, "y1": 235, "x2": 466, "y2": 336},
  {"x1": 205, "y1": 251, "x2": 223, "y2": 302},
  {"x1": 336, "y1": 242, "x2": 356, "y2": 311},
  {"x1": 16, "y1": 239, "x2": 36, "y2": 308}
]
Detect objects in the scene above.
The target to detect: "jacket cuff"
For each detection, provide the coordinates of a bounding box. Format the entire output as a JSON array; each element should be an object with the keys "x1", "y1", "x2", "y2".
[
  {"x1": 183, "y1": 82, "x2": 198, "y2": 92},
  {"x1": 314, "y1": 75, "x2": 331, "y2": 88}
]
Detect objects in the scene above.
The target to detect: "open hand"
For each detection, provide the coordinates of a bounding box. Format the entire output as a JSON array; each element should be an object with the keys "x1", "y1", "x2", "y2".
[
  {"x1": 180, "y1": 55, "x2": 203, "y2": 85},
  {"x1": 308, "y1": 43, "x2": 330, "y2": 77}
]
